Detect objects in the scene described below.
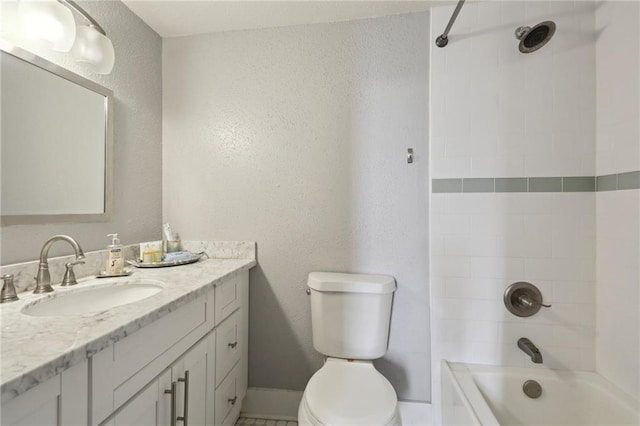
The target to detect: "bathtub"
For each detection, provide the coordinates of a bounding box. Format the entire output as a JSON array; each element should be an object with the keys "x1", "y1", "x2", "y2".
[{"x1": 441, "y1": 361, "x2": 640, "y2": 425}]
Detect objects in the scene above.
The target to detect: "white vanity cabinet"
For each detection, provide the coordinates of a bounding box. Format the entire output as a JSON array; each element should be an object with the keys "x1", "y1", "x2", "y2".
[
  {"x1": 96, "y1": 269, "x2": 249, "y2": 426},
  {"x1": 1, "y1": 360, "x2": 88, "y2": 426},
  {"x1": 0, "y1": 259, "x2": 255, "y2": 426},
  {"x1": 107, "y1": 335, "x2": 210, "y2": 426}
]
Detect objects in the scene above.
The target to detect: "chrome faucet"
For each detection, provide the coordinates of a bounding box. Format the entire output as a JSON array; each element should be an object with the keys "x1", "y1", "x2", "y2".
[
  {"x1": 518, "y1": 337, "x2": 543, "y2": 363},
  {"x1": 34, "y1": 235, "x2": 85, "y2": 293}
]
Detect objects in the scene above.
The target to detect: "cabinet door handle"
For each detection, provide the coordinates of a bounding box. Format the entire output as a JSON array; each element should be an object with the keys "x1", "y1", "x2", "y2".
[
  {"x1": 228, "y1": 396, "x2": 237, "y2": 405},
  {"x1": 177, "y1": 370, "x2": 189, "y2": 425},
  {"x1": 164, "y1": 382, "x2": 177, "y2": 426},
  {"x1": 228, "y1": 341, "x2": 238, "y2": 349}
]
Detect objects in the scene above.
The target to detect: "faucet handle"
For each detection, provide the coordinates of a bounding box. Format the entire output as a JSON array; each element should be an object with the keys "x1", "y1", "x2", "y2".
[
  {"x1": 61, "y1": 260, "x2": 85, "y2": 287},
  {"x1": 504, "y1": 282, "x2": 550, "y2": 317},
  {"x1": 1, "y1": 274, "x2": 19, "y2": 303},
  {"x1": 517, "y1": 293, "x2": 551, "y2": 308}
]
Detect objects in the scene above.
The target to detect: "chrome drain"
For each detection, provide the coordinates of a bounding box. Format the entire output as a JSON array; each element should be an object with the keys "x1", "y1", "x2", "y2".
[{"x1": 523, "y1": 379, "x2": 542, "y2": 398}]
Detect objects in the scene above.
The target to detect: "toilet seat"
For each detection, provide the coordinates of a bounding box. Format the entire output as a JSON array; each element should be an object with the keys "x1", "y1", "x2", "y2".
[{"x1": 301, "y1": 358, "x2": 399, "y2": 425}]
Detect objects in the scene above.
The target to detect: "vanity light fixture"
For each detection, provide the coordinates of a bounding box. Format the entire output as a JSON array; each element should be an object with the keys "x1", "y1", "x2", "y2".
[
  {"x1": 18, "y1": 0, "x2": 115, "y2": 74},
  {"x1": 18, "y1": 0, "x2": 76, "y2": 51}
]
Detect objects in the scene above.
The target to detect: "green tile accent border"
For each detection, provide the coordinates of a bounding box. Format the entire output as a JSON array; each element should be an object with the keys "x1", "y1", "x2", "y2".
[
  {"x1": 495, "y1": 178, "x2": 528, "y2": 192},
  {"x1": 618, "y1": 171, "x2": 640, "y2": 190},
  {"x1": 432, "y1": 179, "x2": 462, "y2": 193},
  {"x1": 563, "y1": 176, "x2": 595, "y2": 192},
  {"x1": 432, "y1": 171, "x2": 640, "y2": 193},
  {"x1": 529, "y1": 177, "x2": 562, "y2": 192},
  {"x1": 463, "y1": 178, "x2": 494, "y2": 193},
  {"x1": 596, "y1": 174, "x2": 617, "y2": 191}
]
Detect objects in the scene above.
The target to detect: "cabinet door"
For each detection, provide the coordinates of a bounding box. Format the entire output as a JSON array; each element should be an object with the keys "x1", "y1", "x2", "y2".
[
  {"x1": 110, "y1": 382, "x2": 160, "y2": 426},
  {"x1": 180, "y1": 336, "x2": 209, "y2": 426},
  {"x1": 1, "y1": 360, "x2": 87, "y2": 426},
  {"x1": 164, "y1": 336, "x2": 211, "y2": 426},
  {"x1": 1, "y1": 377, "x2": 58, "y2": 426}
]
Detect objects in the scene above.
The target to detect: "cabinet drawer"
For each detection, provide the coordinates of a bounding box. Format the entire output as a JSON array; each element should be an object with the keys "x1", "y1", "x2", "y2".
[
  {"x1": 215, "y1": 309, "x2": 241, "y2": 386},
  {"x1": 215, "y1": 273, "x2": 240, "y2": 326},
  {"x1": 215, "y1": 362, "x2": 242, "y2": 426}
]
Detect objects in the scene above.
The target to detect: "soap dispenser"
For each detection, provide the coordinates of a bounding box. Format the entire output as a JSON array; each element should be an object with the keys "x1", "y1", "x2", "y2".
[{"x1": 106, "y1": 233, "x2": 124, "y2": 275}]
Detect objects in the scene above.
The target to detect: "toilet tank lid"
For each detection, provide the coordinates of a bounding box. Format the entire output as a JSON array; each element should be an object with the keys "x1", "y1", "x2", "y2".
[{"x1": 307, "y1": 272, "x2": 396, "y2": 294}]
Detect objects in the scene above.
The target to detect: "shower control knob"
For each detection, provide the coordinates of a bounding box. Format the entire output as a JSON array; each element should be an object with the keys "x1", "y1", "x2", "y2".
[{"x1": 504, "y1": 282, "x2": 551, "y2": 317}]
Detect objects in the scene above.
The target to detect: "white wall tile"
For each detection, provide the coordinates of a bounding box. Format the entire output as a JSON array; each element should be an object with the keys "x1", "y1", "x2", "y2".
[
  {"x1": 431, "y1": 214, "x2": 471, "y2": 236},
  {"x1": 431, "y1": 0, "x2": 595, "y2": 179},
  {"x1": 471, "y1": 156, "x2": 525, "y2": 177},
  {"x1": 445, "y1": 277, "x2": 498, "y2": 300},
  {"x1": 431, "y1": 255, "x2": 470, "y2": 278},
  {"x1": 432, "y1": 157, "x2": 472, "y2": 178},
  {"x1": 552, "y1": 281, "x2": 595, "y2": 304},
  {"x1": 425, "y1": 0, "x2": 640, "y2": 412},
  {"x1": 595, "y1": 191, "x2": 640, "y2": 399},
  {"x1": 497, "y1": 232, "x2": 553, "y2": 258},
  {"x1": 432, "y1": 298, "x2": 476, "y2": 321},
  {"x1": 471, "y1": 214, "x2": 524, "y2": 237},
  {"x1": 595, "y1": 1, "x2": 640, "y2": 177},
  {"x1": 554, "y1": 325, "x2": 595, "y2": 349},
  {"x1": 470, "y1": 256, "x2": 525, "y2": 279},
  {"x1": 552, "y1": 235, "x2": 595, "y2": 259},
  {"x1": 445, "y1": 235, "x2": 497, "y2": 257},
  {"x1": 498, "y1": 322, "x2": 556, "y2": 348}
]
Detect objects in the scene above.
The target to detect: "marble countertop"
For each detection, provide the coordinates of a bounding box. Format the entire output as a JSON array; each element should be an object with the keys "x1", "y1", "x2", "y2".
[{"x1": 0, "y1": 257, "x2": 256, "y2": 403}]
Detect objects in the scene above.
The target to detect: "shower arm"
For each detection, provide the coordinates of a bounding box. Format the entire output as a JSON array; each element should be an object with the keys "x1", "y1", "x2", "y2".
[{"x1": 435, "y1": 0, "x2": 466, "y2": 48}]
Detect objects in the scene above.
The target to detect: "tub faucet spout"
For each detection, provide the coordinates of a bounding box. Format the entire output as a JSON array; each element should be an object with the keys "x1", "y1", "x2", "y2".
[{"x1": 518, "y1": 337, "x2": 543, "y2": 363}]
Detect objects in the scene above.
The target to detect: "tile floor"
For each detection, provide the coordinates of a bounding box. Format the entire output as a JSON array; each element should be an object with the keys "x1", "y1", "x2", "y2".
[{"x1": 235, "y1": 417, "x2": 297, "y2": 426}]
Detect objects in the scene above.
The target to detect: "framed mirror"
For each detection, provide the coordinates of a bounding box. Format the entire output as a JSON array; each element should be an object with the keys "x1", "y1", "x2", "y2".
[{"x1": 1, "y1": 41, "x2": 113, "y2": 225}]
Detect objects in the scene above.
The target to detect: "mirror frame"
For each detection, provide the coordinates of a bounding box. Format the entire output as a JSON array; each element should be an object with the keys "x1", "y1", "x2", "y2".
[{"x1": 0, "y1": 41, "x2": 114, "y2": 226}]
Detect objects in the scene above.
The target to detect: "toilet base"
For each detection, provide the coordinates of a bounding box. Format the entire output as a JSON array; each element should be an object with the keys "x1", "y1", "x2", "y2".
[{"x1": 298, "y1": 390, "x2": 402, "y2": 426}]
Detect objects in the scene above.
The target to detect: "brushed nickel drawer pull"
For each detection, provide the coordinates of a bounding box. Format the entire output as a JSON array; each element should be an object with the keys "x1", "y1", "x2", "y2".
[
  {"x1": 177, "y1": 370, "x2": 189, "y2": 425},
  {"x1": 165, "y1": 382, "x2": 177, "y2": 426}
]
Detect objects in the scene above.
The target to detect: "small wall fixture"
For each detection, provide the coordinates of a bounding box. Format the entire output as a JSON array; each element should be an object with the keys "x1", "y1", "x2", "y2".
[
  {"x1": 504, "y1": 282, "x2": 551, "y2": 317},
  {"x1": 18, "y1": 0, "x2": 114, "y2": 74}
]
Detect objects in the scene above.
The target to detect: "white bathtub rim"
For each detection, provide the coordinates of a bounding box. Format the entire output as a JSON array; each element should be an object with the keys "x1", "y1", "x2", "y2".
[
  {"x1": 444, "y1": 361, "x2": 640, "y2": 425},
  {"x1": 449, "y1": 361, "x2": 639, "y2": 413},
  {"x1": 442, "y1": 361, "x2": 500, "y2": 426}
]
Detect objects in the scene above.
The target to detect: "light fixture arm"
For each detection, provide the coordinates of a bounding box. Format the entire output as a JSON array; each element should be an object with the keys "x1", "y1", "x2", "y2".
[{"x1": 58, "y1": 0, "x2": 106, "y2": 36}]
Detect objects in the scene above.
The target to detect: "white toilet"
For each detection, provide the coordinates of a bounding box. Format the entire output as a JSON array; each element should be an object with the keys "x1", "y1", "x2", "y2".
[{"x1": 298, "y1": 272, "x2": 401, "y2": 426}]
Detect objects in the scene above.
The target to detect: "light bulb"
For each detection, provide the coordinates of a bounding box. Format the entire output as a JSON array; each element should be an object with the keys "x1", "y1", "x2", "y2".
[
  {"x1": 18, "y1": 0, "x2": 76, "y2": 52},
  {"x1": 72, "y1": 25, "x2": 115, "y2": 74}
]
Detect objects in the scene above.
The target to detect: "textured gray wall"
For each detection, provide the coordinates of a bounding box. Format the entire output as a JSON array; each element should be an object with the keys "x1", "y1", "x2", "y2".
[
  {"x1": 0, "y1": 0, "x2": 163, "y2": 264},
  {"x1": 163, "y1": 13, "x2": 431, "y2": 401}
]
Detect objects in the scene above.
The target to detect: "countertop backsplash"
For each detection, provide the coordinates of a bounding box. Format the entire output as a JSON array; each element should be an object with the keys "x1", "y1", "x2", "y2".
[{"x1": 0, "y1": 241, "x2": 256, "y2": 294}]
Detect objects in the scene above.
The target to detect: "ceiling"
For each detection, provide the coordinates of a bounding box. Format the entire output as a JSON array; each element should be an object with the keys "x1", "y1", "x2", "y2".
[{"x1": 121, "y1": 1, "x2": 453, "y2": 38}]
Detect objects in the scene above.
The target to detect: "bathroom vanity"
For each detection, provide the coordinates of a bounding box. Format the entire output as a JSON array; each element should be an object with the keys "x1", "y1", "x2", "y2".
[{"x1": 0, "y1": 254, "x2": 254, "y2": 426}]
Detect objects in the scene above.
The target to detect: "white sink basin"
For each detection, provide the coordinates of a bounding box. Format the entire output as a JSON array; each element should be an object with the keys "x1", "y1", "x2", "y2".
[{"x1": 22, "y1": 280, "x2": 164, "y2": 317}]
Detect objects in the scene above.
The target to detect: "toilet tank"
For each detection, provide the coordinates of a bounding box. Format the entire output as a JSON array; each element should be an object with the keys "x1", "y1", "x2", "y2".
[{"x1": 307, "y1": 272, "x2": 396, "y2": 359}]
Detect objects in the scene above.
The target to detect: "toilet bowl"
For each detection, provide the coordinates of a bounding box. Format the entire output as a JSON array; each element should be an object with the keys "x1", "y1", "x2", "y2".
[{"x1": 298, "y1": 358, "x2": 401, "y2": 426}]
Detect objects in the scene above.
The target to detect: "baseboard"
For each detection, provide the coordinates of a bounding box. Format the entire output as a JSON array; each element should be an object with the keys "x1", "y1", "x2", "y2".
[
  {"x1": 241, "y1": 387, "x2": 433, "y2": 424},
  {"x1": 398, "y1": 401, "x2": 433, "y2": 425},
  {"x1": 240, "y1": 387, "x2": 303, "y2": 421}
]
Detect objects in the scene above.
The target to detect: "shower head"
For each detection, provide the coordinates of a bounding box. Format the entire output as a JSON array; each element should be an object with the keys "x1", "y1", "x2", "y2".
[{"x1": 515, "y1": 21, "x2": 556, "y2": 53}]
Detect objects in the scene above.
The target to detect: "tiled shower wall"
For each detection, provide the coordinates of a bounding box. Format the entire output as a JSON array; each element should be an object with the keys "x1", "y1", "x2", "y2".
[
  {"x1": 595, "y1": 1, "x2": 640, "y2": 400},
  {"x1": 429, "y1": 0, "x2": 598, "y2": 412}
]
